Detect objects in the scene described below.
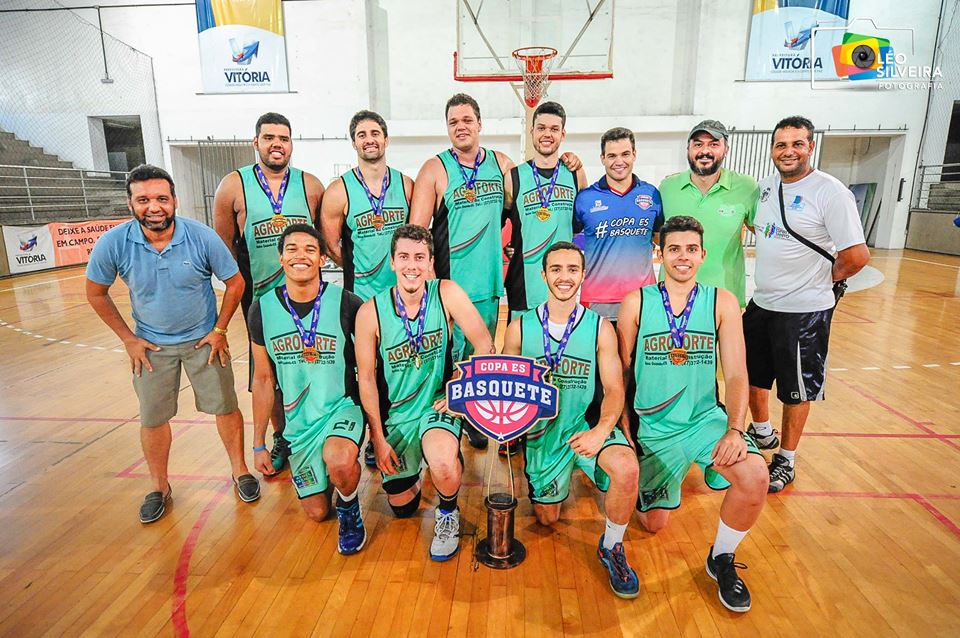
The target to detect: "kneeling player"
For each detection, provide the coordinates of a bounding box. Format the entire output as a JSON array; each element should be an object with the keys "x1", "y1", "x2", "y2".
[
  {"x1": 618, "y1": 216, "x2": 768, "y2": 612},
  {"x1": 502, "y1": 242, "x2": 640, "y2": 598},
  {"x1": 356, "y1": 225, "x2": 494, "y2": 561},
  {"x1": 250, "y1": 224, "x2": 366, "y2": 554}
]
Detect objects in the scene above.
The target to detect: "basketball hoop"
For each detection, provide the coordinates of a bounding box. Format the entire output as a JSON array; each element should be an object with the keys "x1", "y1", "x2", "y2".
[{"x1": 512, "y1": 46, "x2": 558, "y2": 108}]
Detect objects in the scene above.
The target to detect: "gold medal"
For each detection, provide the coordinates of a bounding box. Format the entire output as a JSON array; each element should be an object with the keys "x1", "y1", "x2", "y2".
[
  {"x1": 302, "y1": 346, "x2": 319, "y2": 363},
  {"x1": 536, "y1": 206, "x2": 551, "y2": 221},
  {"x1": 271, "y1": 213, "x2": 287, "y2": 230},
  {"x1": 669, "y1": 347, "x2": 688, "y2": 365},
  {"x1": 372, "y1": 214, "x2": 385, "y2": 231},
  {"x1": 463, "y1": 188, "x2": 476, "y2": 202},
  {"x1": 414, "y1": 353, "x2": 422, "y2": 369}
]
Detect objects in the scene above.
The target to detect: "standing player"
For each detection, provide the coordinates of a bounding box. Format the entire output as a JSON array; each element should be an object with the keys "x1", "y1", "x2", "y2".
[
  {"x1": 659, "y1": 120, "x2": 759, "y2": 307},
  {"x1": 617, "y1": 215, "x2": 768, "y2": 613},
  {"x1": 745, "y1": 116, "x2": 869, "y2": 490},
  {"x1": 355, "y1": 225, "x2": 494, "y2": 561},
  {"x1": 502, "y1": 242, "x2": 640, "y2": 598},
  {"x1": 214, "y1": 112, "x2": 325, "y2": 473},
  {"x1": 503, "y1": 101, "x2": 588, "y2": 315},
  {"x1": 248, "y1": 224, "x2": 366, "y2": 554},
  {"x1": 574, "y1": 127, "x2": 663, "y2": 326}
]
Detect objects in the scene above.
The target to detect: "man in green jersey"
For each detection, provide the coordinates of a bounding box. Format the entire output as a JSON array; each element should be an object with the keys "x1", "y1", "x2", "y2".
[
  {"x1": 214, "y1": 113, "x2": 325, "y2": 473},
  {"x1": 502, "y1": 242, "x2": 640, "y2": 599},
  {"x1": 249, "y1": 224, "x2": 366, "y2": 555},
  {"x1": 355, "y1": 225, "x2": 494, "y2": 561},
  {"x1": 658, "y1": 120, "x2": 759, "y2": 307},
  {"x1": 503, "y1": 102, "x2": 588, "y2": 315},
  {"x1": 617, "y1": 216, "x2": 768, "y2": 613}
]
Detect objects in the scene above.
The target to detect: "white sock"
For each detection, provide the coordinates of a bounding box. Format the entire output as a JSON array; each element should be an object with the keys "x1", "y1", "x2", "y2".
[
  {"x1": 778, "y1": 448, "x2": 797, "y2": 467},
  {"x1": 602, "y1": 518, "x2": 627, "y2": 549},
  {"x1": 751, "y1": 420, "x2": 773, "y2": 436},
  {"x1": 712, "y1": 519, "x2": 748, "y2": 558},
  {"x1": 336, "y1": 487, "x2": 358, "y2": 503}
]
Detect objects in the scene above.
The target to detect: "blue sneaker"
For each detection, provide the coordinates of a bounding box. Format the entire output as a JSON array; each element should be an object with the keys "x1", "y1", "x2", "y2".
[
  {"x1": 335, "y1": 500, "x2": 366, "y2": 555},
  {"x1": 597, "y1": 535, "x2": 640, "y2": 598}
]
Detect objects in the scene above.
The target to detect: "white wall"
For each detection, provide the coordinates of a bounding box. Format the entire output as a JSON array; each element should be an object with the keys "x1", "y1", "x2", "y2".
[{"x1": 20, "y1": 0, "x2": 951, "y2": 248}]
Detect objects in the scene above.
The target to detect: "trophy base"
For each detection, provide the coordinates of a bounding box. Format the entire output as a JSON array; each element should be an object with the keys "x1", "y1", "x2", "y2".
[{"x1": 475, "y1": 538, "x2": 526, "y2": 569}]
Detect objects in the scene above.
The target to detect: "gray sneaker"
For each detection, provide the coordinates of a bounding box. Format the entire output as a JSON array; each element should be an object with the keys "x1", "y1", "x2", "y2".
[
  {"x1": 430, "y1": 507, "x2": 460, "y2": 561},
  {"x1": 768, "y1": 454, "x2": 795, "y2": 493},
  {"x1": 747, "y1": 424, "x2": 780, "y2": 450}
]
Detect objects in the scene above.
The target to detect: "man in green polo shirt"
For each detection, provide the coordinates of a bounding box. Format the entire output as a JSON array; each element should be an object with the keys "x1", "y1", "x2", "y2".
[{"x1": 659, "y1": 120, "x2": 759, "y2": 307}]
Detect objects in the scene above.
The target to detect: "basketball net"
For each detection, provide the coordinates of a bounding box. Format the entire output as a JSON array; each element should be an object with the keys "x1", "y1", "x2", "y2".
[{"x1": 513, "y1": 46, "x2": 557, "y2": 108}]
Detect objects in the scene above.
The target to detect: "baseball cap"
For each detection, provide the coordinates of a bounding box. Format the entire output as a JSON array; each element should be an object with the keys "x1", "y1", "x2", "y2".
[{"x1": 688, "y1": 120, "x2": 728, "y2": 141}]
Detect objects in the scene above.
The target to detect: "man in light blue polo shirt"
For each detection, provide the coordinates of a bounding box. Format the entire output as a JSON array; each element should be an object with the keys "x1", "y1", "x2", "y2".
[{"x1": 86, "y1": 164, "x2": 261, "y2": 524}]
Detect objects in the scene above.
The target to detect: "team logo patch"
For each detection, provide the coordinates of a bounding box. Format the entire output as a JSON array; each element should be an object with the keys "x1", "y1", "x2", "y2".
[
  {"x1": 293, "y1": 466, "x2": 319, "y2": 490},
  {"x1": 639, "y1": 485, "x2": 670, "y2": 509},
  {"x1": 635, "y1": 194, "x2": 653, "y2": 210},
  {"x1": 788, "y1": 195, "x2": 805, "y2": 211},
  {"x1": 760, "y1": 187, "x2": 771, "y2": 203},
  {"x1": 446, "y1": 355, "x2": 558, "y2": 443},
  {"x1": 590, "y1": 199, "x2": 608, "y2": 212}
]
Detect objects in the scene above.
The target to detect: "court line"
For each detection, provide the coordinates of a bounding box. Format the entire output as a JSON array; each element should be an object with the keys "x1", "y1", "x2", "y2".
[
  {"x1": 0, "y1": 273, "x2": 87, "y2": 293},
  {"x1": 116, "y1": 423, "x2": 199, "y2": 477},
  {"x1": 171, "y1": 481, "x2": 232, "y2": 638}
]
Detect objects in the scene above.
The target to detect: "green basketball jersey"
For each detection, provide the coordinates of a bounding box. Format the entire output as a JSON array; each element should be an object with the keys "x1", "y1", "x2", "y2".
[
  {"x1": 519, "y1": 305, "x2": 602, "y2": 438},
  {"x1": 373, "y1": 279, "x2": 453, "y2": 428},
  {"x1": 632, "y1": 283, "x2": 719, "y2": 440},
  {"x1": 341, "y1": 167, "x2": 409, "y2": 301},
  {"x1": 238, "y1": 165, "x2": 311, "y2": 299},
  {"x1": 260, "y1": 282, "x2": 359, "y2": 453},
  {"x1": 433, "y1": 148, "x2": 504, "y2": 302},
  {"x1": 505, "y1": 163, "x2": 577, "y2": 311}
]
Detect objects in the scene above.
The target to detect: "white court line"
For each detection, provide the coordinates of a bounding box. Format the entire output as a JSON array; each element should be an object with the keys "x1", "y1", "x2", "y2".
[
  {"x1": 861, "y1": 366, "x2": 881, "y2": 370},
  {"x1": 0, "y1": 273, "x2": 87, "y2": 293},
  {"x1": 923, "y1": 363, "x2": 940, "y2": 368},
  {"x1": 869, "y1": 256, "x2": 960, "y2": 270},
  {"x1": 952, "y1": 362, "x2": 960, "y2": 366},
  {"x1": 830, "y1": 368, "x2": 848, "y2": 372},
  {"x1": 892, "y1": 365, "x2": 911, "y2": 369}
]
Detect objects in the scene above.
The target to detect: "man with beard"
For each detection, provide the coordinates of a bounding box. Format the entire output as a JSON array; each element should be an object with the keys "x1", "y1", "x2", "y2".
[
  {"x1": 744, "y1": 116, "x2": 869, "y2": 490},
  {"x1": 659, "y1": 121, "x2": 759, "y2": 307},
  {"x1": 214, "y1": 112, "x2": 325, "y2": 473},
  {"x1": 86, "y1": 165, "x2": 259, "y2": 524}
]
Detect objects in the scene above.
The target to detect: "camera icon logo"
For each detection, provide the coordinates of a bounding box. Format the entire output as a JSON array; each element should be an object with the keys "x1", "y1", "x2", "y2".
[{"x1": 832, "y1": 32, "x2": 894, "y2": 80}]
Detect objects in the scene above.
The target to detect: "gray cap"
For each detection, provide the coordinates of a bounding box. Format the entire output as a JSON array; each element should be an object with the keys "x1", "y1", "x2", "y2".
[{"x1": 688, "y1": 119, "x2": 728, "y2": 141}]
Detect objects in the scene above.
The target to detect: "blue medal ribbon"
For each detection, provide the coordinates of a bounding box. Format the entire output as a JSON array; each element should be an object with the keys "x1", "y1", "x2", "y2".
[
  {"x1": 540, "y1": 304, "x2": 579, "y2": 381},
  {"x1": 395, "y1": 286, "x2": 428, "y2": 368},
  {"x1": 281, "y1": 283, "x2": 324, "y2": 361},
  {"x1": 659, "y1": 282, "x2": 698, "y2": 363},
  {"x1": 451, "y1": 149, "x2": 482, "y2": 195},
  {"x1": 355, "y1": 167, "x2": 390, "y2": 222},
  {"x1": 530, "y1": 161, "x2": 560, "y2": 215},
  {"x1": 253, "y1": 164, "x2": 290, "y2": 217}
]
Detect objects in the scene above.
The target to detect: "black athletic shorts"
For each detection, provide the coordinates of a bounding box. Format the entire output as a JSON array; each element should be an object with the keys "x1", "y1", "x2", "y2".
[{"x1": 742, "y1": 300, "x2": 834, "y2": 405}]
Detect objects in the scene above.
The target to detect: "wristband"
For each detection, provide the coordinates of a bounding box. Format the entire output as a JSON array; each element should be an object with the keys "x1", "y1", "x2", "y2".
[
  {"x1": 252, "y1": 444, "x2": 267, "y2": 452},
  {"x1": 729, "y1": 428, "x2": 746, "y2": 438},
  {"x1": 213, "y1": 326, "x2": 228, "y2": 336}
]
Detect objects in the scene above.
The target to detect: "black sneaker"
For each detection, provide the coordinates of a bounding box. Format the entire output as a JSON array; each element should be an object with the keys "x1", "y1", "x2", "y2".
[
  {"x1": 746, "y1": 424, "x2": 780, "y2": 450},
  {"x1": 498, "y1": 439, "x2": 521, "y2": 456},
  {"x1": 767, "y1": 453, "x2": 795, "y2": 493},
  {"x1": 139, "y1": 485, "x2": 172, "y2": 524},
  {"x1": 270, "y1": 431, "x2": 291, "y2": 473},
  {"x1": 363, "y1": 441, "x2": 377, "y2": 468},
  {"x1": 462, "y1": 421, "x2": 488, "y2": 450},
  {"x1": 234, "y1": 473, "x2": 261, "y2": 502},
  {"x1": 705, "y1": 546, "x2": 751, "y2": 612}
]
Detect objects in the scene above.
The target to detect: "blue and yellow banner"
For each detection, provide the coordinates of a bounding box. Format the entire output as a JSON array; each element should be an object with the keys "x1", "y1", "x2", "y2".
[
  {"x1": 745, "y1": 0, "x2": 850, "y2": 81},
  {"x1": 196, "y1": 0, "x2": 289, "y2": 93}
]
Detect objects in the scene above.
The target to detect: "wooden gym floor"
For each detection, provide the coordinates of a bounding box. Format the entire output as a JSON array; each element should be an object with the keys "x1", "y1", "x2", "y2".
[{"x1": 0, "y1": 248, "x2": 958, "y2": 637}]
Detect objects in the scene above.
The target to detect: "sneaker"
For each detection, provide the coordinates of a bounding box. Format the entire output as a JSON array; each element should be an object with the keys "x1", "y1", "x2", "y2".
[
  {"x1": 139, "y1": 485, "x2": 172, "y2": 524},
  {"x1": 498, "y1": 439, "x2": 521, "y2": 456},
  {"x1": 767, "y1": 453, "x2": 795, "y2": 493},
  {"x1": 363, "y1": 441, "x2": 377, "y2": 468},
  {"x1": 270, "y1": 431, "x2": 291, "y2": 472},
  {"x1": 746, "y1": 423, "x2": 780, "y2": 450},
  {"x1": 335, "y1": 499, "x2": 367, "y2": 555},
  {"x1": 430, "y1": 507, "x2": 461, "y2": 561},
  {"x1": 596, "y1": 536, "x2": 640, "y2": 599},
  {"x1": 462, "y1": 421, "x2": 489, "y2": 450},
  {"x1": 234, "y1": 473, "x2": 261, "y2": 502},
  {"x1": 705, "y1": 546, "x2": 752, "y2": 612}
]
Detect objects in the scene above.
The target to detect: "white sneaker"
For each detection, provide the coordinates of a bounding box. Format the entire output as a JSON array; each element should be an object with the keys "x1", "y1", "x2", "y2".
[{"x1": 430, "y1": 507, "x2": 460, "y2": 561}]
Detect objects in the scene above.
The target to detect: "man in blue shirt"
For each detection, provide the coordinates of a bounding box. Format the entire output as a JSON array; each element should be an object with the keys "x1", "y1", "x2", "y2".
[
  {"x1": 573, "y1": 128, "x2": 663, "y2": 326},
  {"x1": 86, "y1": 164, "x2": 260, "y2": 524}
]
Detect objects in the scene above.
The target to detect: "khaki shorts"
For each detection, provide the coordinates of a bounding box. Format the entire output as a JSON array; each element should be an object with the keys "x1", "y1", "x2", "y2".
[{"x1": 132, "y1": 339, "x2": 239, "y2": 427}]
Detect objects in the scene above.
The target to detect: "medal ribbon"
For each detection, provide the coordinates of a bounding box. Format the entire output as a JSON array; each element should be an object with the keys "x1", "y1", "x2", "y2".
[
  {"x1": 355, "y1": 167, "x2": 390, "y2": 218},
  {"x1": 658, "y1": 282, "x2": 698, "y2": 349},
  {"x1": 540, "y1": 304, "x2": 579, "y2": 373},
  {"x1": 253, "y1": 164, "x2": 290, "y2": 216},
  {"x1": 530, "y1": 161, "x2": 560, "y2": 210},
  {"x1": 451, "y1": 149, "x2": 482, "y2": 191},
  {"x1": 281, "y1": 283, "x2": 324, "y2": 348},
  {"x1": 395, "y1": 287, "x2": 428, "y2": 356}
]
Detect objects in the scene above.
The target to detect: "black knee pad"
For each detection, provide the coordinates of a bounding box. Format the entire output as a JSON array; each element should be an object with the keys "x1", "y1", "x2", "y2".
[{"x1": 390, "y1": 490, "x2": 422, "y2": 518}]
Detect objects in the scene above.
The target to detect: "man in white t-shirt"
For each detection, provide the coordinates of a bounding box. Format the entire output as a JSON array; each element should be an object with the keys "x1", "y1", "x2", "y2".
[{"x1": 743, "y1": 116, "x2": 870, "y2": 492}]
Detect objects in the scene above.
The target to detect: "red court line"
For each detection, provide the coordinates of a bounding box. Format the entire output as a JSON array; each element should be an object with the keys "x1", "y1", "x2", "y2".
[
  {"x1": 116, "y1": 423, "x2": 198, "y2": 477},
  {"x1": 805, "y1": 432, "x2": 960, "y2": 439},
  {"x1": 171, "y1": 482, "x2": 232, "y2": 638},
  {"x1": 118, "y1": 472, "x2": 231, "y2": 483},
  {"x1": 913, "y1": 496, "x2": 960, "y2": 539}
]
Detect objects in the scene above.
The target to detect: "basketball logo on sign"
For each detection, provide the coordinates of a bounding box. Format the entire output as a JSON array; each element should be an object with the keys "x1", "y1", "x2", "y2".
[{"x1": 446, "y1": 355, "x2": 558, "y2": 443}]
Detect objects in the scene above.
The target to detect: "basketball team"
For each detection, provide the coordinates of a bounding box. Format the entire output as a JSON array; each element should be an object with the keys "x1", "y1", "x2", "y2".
[{"x1": 84, "y1": 94, "x2": 869, "y2": 612}]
